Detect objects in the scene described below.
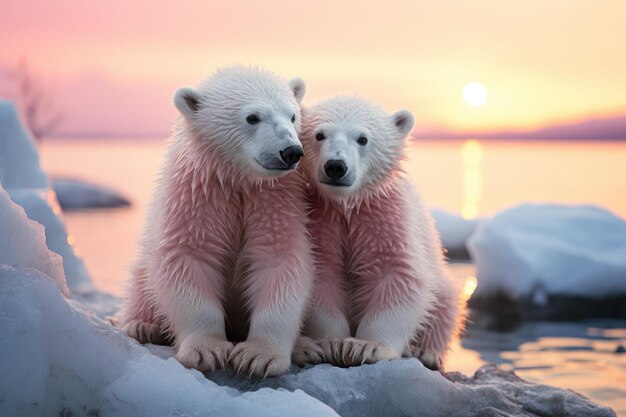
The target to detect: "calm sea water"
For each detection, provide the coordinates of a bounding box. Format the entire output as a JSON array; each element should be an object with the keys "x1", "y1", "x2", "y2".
[{"x1": 40, "y1": 139, "x2": 626, "y2": 415}]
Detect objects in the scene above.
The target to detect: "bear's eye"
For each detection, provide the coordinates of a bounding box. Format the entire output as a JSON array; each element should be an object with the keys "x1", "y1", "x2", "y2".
[
  {"x1": 246, "y1": 114, "x2": 260, "y2": 125},
  {"x1": 316, "y1": 132, "x2": 325, "y2": 141},
  {"x1": 357, "y1": 136, "x2": 368, "y2": 146},
  {"x1": 291, "y1": 114, "x2": 296, "y2": 123}
]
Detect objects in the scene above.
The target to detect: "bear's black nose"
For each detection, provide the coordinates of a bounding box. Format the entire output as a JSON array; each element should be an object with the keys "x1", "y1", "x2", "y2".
[
  {"x1": 280, "y1": 145, "x2": 304, "y2": 167},
  {"x1": 324, "y1": 160, "x2": 347, "y2": 180}
]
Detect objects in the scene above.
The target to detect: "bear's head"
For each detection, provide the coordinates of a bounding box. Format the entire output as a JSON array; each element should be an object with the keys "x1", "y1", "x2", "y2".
[
  {"x1": 174, "y1": 67, "x2": 306, "y2": 180},
  {"x1": 301, "y1": 96, "x2": 414, "y2": 200}
]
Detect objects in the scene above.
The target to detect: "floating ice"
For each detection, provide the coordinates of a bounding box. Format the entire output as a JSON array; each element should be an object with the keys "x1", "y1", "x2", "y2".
[
  {"x1": 468, "y1": 204, "x2": 626, "y2": 299},
  {"x1": 431, "y1": 208, "x2": 481, "y2": 259},
  {"x1": 52, "y1": 177, "x2": 131, "y2": 210}
]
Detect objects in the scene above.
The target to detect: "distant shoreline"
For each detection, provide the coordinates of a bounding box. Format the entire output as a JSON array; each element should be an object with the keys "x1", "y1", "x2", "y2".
[{"x1": 40, "y1": 136, "x2": 626, "y2": 142}]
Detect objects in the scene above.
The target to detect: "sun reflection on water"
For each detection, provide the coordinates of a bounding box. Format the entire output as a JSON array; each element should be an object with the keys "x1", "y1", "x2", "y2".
[{"x1": 461, "y1": 139, "x2": 483, "y2": 219}]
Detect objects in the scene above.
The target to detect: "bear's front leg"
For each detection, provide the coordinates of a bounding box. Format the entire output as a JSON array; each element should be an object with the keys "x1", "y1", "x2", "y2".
[
  {"x1": 229, "y1": 183, "x2": 314, "y2": 377},
  {"x1": 347, "y1": 269, "x2": 431, "y2": 367},
  {"x1": 154, "y1": 252, "x2": 233, "y2": 372},
  {"x1": 296, "y1": 204, "x2": 351, "y2": 366}
]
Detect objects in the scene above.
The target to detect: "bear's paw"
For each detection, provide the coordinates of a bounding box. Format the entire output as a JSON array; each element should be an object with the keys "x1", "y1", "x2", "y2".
[
  {"x1": 292, "y1": 336, "x2": 324, "y2": 366},
  {"x1": 229, "y1": 339, "x2": 291, "y2": 378},
  {"x1": 121, "y1": 320, "x2": 164, "y2": 345},
  {"x1": 340, "y1": 337, "x2": 398, "y2": 366},
  {"x1": 416, "y1": 348, "x2": 444, "y2": 371},
  {"x1": 176, "y1": 335, "x2": 234, "y2": 372}
]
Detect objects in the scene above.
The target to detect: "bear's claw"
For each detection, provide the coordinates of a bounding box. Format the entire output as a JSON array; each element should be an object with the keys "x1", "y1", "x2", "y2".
[
  {"x1": 229, "y1": 339, "x2": 290, "y2": 378},
  {"x1": 121, "y1": 320, "x2": 164, "y2": 345},
  {"x1": 340, "y1": 337, "x2": 398, "y2": 366},
  {"x1": 176, "y1": 335, "x2": 233, "y2": 372},
  {"x1": 318, "y1": 338, "x2": 346, "y2": 365},
  {"x1": 292, "y1": 336, "x2": 324, "y2": 366},
  {"x1": 416, "y1": 348, "x2": 444, "y2": 371}
]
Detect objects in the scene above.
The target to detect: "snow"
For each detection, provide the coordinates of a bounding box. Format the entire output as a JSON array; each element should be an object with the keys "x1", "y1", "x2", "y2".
[
  {"x1": 0, "y1": 186, "x2": 67, "y2": 296},
  {"x1": 431, "y1": 208, "x2": 481, "y2": 259},
  {"x1": 0, "y1": 100, "x2": 91, "y2": 288},
  {"x1": 8, "y1": 188, "x2": 91, "y2": 287},
  {"x1": 0, "y1": 267, "x2": 338, "y2": 417},
  {"x1": 468, "y1": 204, "x2": 626, "y2": 300},
  {"x1": 52, "y1": 177, "x2": 131, "y2": 210},
  {"x1": 208, "y1": 354, "x2": 616, "y2": 417},
  {"x1": 0, "y1": 101, "x2": 48, "y2": 190},
  {"x1": 71, "y1": 283, "x2": 122, "y2": 319}
]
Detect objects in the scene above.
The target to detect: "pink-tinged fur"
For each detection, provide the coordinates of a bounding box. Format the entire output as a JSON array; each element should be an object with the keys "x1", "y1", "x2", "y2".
[
  {"x1": 296, "y1": 97, "x2": 466, "y2": 371},
  {"x1": 116, "y1": 68, "x2": 313, "y2": 377}
]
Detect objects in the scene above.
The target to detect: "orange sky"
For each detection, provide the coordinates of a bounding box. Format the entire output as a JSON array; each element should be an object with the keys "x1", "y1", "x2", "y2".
[{"x1": 1, "y1": 0, "x2": 626, "y2": 136}]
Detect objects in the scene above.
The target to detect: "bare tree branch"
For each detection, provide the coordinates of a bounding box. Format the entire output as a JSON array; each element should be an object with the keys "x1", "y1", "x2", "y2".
[{"x1": 2, "y1": 58, "x2": 63, "y2": 141}]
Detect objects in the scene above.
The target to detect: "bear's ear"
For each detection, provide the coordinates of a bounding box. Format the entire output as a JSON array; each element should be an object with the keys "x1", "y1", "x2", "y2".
[
  {"x1": 391, "y1": 110, "x2": 415, "y2": 137},
  {"x1": 288, "y1": 77, "x2": 306, "y2": 103},
  {"x1": 174, "y1": 87, "x2": 201, "y2": 116}
]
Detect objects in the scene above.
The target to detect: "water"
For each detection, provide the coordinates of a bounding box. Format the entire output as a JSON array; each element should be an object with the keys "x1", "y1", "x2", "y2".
[{"x1": 39, "y1": 138, "x2": 626, "y2": 415}]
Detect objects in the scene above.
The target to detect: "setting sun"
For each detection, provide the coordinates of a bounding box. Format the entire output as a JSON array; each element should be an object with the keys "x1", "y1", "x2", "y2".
[{"x1": 463, "y1": 82, "x2": 488, "y2": 108}]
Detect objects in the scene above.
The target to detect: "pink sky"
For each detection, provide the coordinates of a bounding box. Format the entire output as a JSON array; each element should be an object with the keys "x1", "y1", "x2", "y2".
[{"x1": 2, "y1": 0, "x2": 626, "y2": 137}]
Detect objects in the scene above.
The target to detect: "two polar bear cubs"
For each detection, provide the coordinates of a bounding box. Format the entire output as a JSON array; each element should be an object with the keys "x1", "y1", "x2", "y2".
[{"x1": 118, "y1": 67, "x2": 462, "y2": 376}]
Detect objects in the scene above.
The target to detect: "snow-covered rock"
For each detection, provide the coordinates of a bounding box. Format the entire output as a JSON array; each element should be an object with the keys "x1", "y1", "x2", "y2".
[
  {"x1": 431, "y1": 209, "x2": 481, "y2": 259},
  {"x1": 0, "y1": 100, "x2": 91, "y2": 287},
  {"x1": 71, "y1": 284, "x2": 122, "y2": 319},
  {"x1": 52, "y1": 177, "x2": 131, "y2": 210},
  {"x1": 207, "y1": 358, "x2": 615, "y2": 417},
  {"x1": 0, "y1": 101, "x2": 47, "y2": 190},
  {"x1": 468, "y1": 204, "x2": 626, "y2": 301}
]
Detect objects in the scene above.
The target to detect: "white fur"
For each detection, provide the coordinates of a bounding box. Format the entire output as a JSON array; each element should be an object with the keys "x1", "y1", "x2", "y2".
[
  {"x1": 174, "y1": 67, "x2": 305, "y2": 182},
  {"x1": 301, "y1": 97, "x2": 413, "y2": 201},
  {"x1": 117, "y1": 67, "x2": 314, "y2": 378}
]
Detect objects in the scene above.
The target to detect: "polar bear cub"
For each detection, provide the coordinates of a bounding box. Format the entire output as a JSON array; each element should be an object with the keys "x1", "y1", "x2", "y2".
[
  {"x1": 117, "y1": 67, "x2": 314, "y2": 377},
  {"x1": 295, "y1": 96, "x2": 465, "y2": 370}
]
